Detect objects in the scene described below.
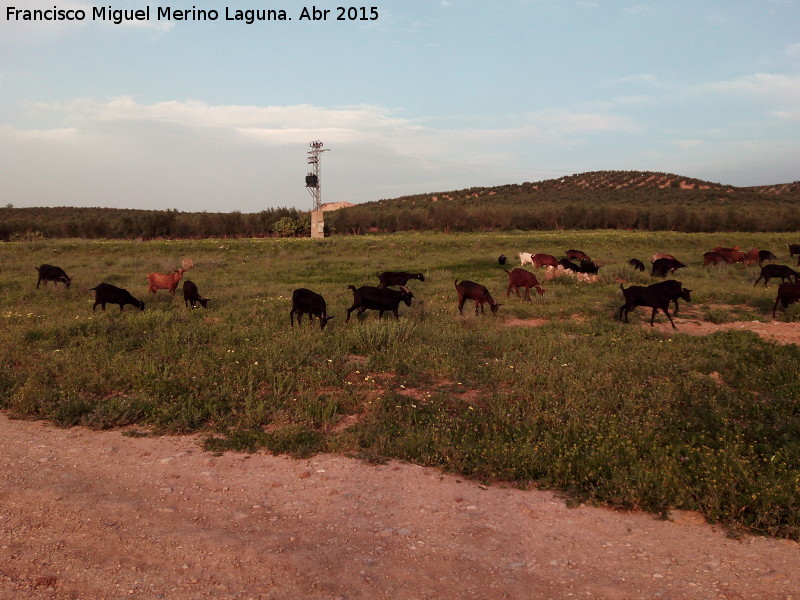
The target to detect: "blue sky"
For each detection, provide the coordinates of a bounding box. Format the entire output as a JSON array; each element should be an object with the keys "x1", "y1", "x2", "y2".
[{"x1": 2, "y1": 0, "x2": 799, "y2": 212}]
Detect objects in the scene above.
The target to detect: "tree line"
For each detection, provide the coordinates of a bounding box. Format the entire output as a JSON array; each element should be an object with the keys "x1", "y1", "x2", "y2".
[
  {"x1": 3, "y1": 171, "x2": 799, "y2": 239},
  {"x1": 0, "y1": 206, "x2": 313, "y2": 241}
]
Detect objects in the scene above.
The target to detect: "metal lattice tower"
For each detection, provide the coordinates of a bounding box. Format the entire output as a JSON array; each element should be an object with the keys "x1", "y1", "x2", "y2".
[{"x1": 305, "y1": 140, "x2": 329, "y2": 211}]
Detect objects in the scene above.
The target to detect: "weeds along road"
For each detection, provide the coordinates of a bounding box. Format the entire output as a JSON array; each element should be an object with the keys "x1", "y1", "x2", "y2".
[{"x1": 1, "y1": 413, "x2": 798, "y2": 600}]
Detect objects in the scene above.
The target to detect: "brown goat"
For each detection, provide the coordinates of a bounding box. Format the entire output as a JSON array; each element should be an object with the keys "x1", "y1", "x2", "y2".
[
  {"x1": 531, "y1": 253, "x2": 560, "y2": 268},
  {"x1": 504, "y1": 268, "x2": 545, "y2": 301},
  {"x1": 455, "y1": 279, "x2": 502, "y2": 316},
  {"x1": 703, "y1": 251, "x2": 727, "y2": 266},
  {"x1": 147, "y1": 268, "x2": 185, "y2": 295}
]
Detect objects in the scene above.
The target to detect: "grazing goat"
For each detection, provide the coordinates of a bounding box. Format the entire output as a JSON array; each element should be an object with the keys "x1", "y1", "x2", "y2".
[
  {"x1": 455, "y1": 280, "x2": 502, "y2": 316},
  {"x1": 532, "y1": 253, "x2": 560, "y2": 268},
  {"x1": 618, "y1": 280, "x2": 692, "y2": 329},
  {"x1": 504, "y1": 268, "x2": 545, "y2": 301},
  {"x1": 147, "y1": 268, "x2": 185, "y2": 295},
  {"x1": 789, "y1": 244, "x2": 800, "y2": 257},
  {"x1": 346, "y1": 285, "x2": 413, "y2": 322},
  {"x1": 578, "y1": 258, "x2": 600, "y2": 274},
  {"x1": 773, "y1": 282, "x2": 800, "y2": 318},
  {"x1": 518, "y1": 252, "x2": 534, "y2": 266},
  {"x1": 743, "y1": 248, "x2": 760, "y2": 265},
  {"x1": 566, "y1": 249, "x2": 591, "y2": 261},
  {"x1": 498, "y1": 255, "x2": 507, "y2": 265},
  {"x1": 713, "y1": 247, "x2": 745, "y2": 264},
  {"x1": 90, "y1": 283, "x2": 145, "y2": 312},
  {"x1": 35, "y1": 264, "x2": 71, "y2": 288},
  {"x1": 376, "y1": 271, "x2": 425, "y2": 288},
  {"x1": 290, "y1": 288, "x2": 333, "y2": 329},
  {"x1": 629, "y1": 258, "x2": 645, "y2": 272},
  {"x1": 758, "y1": 250, "x2": 778, "y2": 265},
  {"x1": 183, "y1": 280, "x2": 209, "y2": 309},
  {"x1": 652, "y1": 257, "x2": 685, "y2": 278},
  {"x1": 559, "y1": 258, "x2": 580, "y2": 272},
  {"x1": 703, "y1": 251, "x2": 727, "y2": 266},
  {"x1": 753, "y1": 264, "x2": 799, "y2": 287}
]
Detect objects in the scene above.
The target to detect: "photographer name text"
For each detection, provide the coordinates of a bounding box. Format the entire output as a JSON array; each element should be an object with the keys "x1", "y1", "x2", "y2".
[{"x1": 5, "y1": 5, "x2": 379, "y2": 25}]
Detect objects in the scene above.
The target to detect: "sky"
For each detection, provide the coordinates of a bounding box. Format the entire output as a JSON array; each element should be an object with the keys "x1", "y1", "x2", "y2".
[{"x1": 1, "y1": 0, "x2": 799, "y2": 212}]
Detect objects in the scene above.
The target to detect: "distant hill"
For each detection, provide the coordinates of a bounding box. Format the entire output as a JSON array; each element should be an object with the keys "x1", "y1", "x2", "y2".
[
  {"x1": 2, "y1": 171, "x2": 798, "y2": 239},
  {"x1": 326, "y1": 171, "x2": 800, "y2": 234}
]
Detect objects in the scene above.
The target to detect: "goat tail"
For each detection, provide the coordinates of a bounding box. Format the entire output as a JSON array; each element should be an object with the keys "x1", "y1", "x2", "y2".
[
  {"x1": 619, "y1": 283, "x2": 626, "y2": 291},
  {"x1": 347, "y1": 285, "x2": 357, "y2": 292},
  {"x1": 454, "y1": 279, "x2": 459, "y2": 289}
]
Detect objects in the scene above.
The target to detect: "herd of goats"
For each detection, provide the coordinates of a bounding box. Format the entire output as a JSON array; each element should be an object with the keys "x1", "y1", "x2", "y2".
[{"x1": 30, "y1": 242, "x2": 800, "y2": 331}]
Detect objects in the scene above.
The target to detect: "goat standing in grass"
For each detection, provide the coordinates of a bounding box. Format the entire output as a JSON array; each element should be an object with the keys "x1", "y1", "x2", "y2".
[
  {"x1": 455, "y1": 280, "x2": 502, "y2": 316},
  {"x1": 618, "y1": 280, "x2": 692, "y2": 329},
  {"x1": 290, "y1": 288, "x2": 333, "y2": 329}
]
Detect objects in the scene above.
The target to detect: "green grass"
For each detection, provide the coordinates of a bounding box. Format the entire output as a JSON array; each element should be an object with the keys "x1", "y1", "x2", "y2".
[{"x1": 1, "y1": 231, "x2": 799, "y2": 539}]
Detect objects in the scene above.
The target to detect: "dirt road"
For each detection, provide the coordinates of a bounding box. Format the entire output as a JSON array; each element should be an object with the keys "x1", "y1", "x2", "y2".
[{"x1": 1, "y1": 414, "x2": 798, "y2": 600}]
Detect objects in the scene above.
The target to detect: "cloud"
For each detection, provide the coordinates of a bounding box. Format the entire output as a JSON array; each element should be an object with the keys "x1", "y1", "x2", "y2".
[
  {"x1": 701, "y1": 73, "x2": 800, "y2": 104},
  {"x1": 1, "y1": 97, "x2": 642, "y2": 210},
  {"x1": 772, "y1": 109, "x2": 800, "y2": 121}
]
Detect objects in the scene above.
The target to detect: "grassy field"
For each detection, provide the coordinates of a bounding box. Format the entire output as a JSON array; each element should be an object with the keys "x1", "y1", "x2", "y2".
[{"x1": 1, "y1": 231, "x2": 799, "y2": 539}]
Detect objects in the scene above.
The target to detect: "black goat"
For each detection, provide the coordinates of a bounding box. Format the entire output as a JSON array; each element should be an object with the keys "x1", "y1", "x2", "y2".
[
  {"x1": 754, "y1": 264, "x2": 799, "y2": 287},
  {"x1": 455, "y1": 279, "x2": 502, "y2": 316},
  {"x1": 578, "y1": 258, "x2": 600, "y2": 274},
  {"x1": 773, "y1": 283, "x2": 800, "y2": 318},
  {"x1": 628, "y1": 258, "x2": 645, "y2": 272},
  {"x1": 498, "y1": 254, "x2": 507, "y2": 265},
  {"x1": 789, "y1": 244, "x2": 800, "y2": 257},
  {"x1": 90, "y1": 283, "x2": 145, "y2": 312},
  {"x1": 183, "y1": 280, "x2": 209, "y2": 309},
  {"x1": 36, "y1": 264, "x2": 71, "y2": 288},
  {"x1": 758, "y1": 250, "x2": 778, "y2": 265},
  {"x1": 652, "y1": 257, "x2": 686, "y2": 278},
  {"x1": 376, "y1": 271, "x2": 425, "y2": 288},
  {"x1": 559, "y1": 258, "x2": 580, "y2": 272},
  {"x1": 346, "y1": 285, "x2": 413, "y2": 321},
  {"x1": 618, "y1": 280, "x2": 692, "y2": 329},
  {"x1": 290, "y1": 288, "x2": 333, "y2": 329}
]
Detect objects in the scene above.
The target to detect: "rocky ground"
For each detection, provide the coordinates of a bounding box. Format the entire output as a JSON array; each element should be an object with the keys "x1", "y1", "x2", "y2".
[{"x1": 1, "y1": 413, "x2": 799, "y2": 600}]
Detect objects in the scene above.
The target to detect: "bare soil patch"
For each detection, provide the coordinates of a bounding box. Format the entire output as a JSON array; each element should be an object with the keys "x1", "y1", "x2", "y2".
[
  {"x1": 503, "y1": 318, "x2": 550, "y2": 328},
  {"x1": 646, "y1": 318, "x2": 800, "y2": 345},
  {"x1": 2, "y1": 414, "x2": 800, "y2": 599}
]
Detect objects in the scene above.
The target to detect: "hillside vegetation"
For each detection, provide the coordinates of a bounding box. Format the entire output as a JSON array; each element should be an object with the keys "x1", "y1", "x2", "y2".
[
  {"x1": 2, "y1": 171, "x2": 799, "y2": 239},
  {"x1": 328, "y1": 171, "x2": 800, "y2": 234}
]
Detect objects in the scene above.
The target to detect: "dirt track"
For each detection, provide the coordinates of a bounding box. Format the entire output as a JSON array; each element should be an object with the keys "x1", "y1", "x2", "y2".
[{"x1": 1, "y1": 413, "x2": 799, "y2": 600}]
